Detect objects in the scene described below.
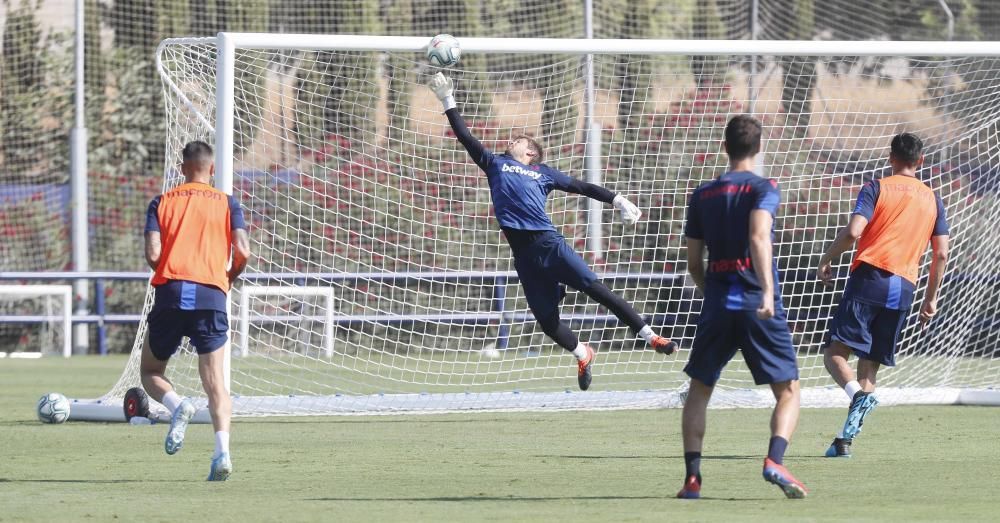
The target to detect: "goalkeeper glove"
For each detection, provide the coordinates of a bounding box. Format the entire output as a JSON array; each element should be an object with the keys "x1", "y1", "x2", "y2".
[
  {"x1": 428, "y1": 72, "x2": 457, "y2": 111},
  {"x1": 613, "y1": 195, "x2": 642, "y2": 225}
]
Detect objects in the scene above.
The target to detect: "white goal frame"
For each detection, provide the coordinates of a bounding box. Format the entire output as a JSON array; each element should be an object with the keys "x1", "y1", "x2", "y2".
[
  {"x1": 61, "y1": 34, "x2": 1000, "y2": 421},
  {"x1": 0, "y1": 284, "x2": 72, "y2": 358},
  {"x1": 202, "y1": 35, "x2": 1000, "y2": 412},
  {"x1": 238, "y1": 285, "x2": 336, "y2": 357}
]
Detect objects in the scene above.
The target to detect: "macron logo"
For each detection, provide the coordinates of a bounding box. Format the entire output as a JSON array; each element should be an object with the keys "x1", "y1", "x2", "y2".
[{"x1": 501, "y1": 163, "x2": 541, "y2": 179}]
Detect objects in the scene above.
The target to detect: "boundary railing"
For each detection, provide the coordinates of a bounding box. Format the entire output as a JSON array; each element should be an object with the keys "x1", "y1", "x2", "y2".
[{"x1": 0, "y1": 271, "x2": 687, "y2": 355}]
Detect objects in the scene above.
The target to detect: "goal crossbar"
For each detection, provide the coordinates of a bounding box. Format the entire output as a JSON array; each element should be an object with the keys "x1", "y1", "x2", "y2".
[{"x1": 190, "y1": 33, "x2": 1000, "y2": 56}]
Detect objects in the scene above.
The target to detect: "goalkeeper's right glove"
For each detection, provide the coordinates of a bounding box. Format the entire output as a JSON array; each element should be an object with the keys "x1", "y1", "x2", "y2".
[
  {"x1": 613, "y1": 194, "x2": 642, "y2": 225},
  {"x1": 428, "y1": 72, "x2": 457, "y2": 111}
]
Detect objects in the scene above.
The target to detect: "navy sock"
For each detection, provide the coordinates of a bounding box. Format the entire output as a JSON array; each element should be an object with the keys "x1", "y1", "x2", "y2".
[
  {"x1": 767, "y1": 436, "x2": 789, "y2": 465},
  {"x1": 683, "y1": 451, "x2": 702, "y2": 482}
]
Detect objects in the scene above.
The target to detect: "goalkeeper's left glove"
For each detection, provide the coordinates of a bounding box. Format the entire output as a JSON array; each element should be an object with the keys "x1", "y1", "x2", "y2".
[
  {"x1": 613, "y1": 195, "x2": 641, "y2": 225},
  {"x1": 427, "y1": 72, "x2": 457, "y2": 111}
]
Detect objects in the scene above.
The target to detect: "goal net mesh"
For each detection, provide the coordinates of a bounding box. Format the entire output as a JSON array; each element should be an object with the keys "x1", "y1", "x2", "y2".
[{"x1": 101, "y1": 38, "x2": 1000, "y2": 414}]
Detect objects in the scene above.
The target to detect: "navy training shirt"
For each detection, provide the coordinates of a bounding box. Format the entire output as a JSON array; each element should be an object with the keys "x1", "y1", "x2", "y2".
[
  {"x1": 843, "y1": 179, "x2": 949, "y2": 310},
  {"x1": 445, "y1": 108, "x2": 614, "y2": 231},
  {"x1": 685, "y1": 171, "x2": 782, "y2": 311}
]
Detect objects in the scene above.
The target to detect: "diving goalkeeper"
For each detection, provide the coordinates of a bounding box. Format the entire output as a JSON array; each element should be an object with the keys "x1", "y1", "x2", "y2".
[{"x1": 427, "y1": 72, "x2": 676, "y2": 391}]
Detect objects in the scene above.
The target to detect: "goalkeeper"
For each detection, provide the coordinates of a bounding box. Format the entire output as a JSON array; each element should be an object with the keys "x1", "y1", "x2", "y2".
[{"x1": 428, "y1": 72, "x2": 676, "y2": 391}]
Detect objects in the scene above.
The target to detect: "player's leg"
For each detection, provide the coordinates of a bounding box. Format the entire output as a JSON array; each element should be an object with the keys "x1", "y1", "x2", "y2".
[
  {"x1": 514, "y1": 246, "x2": 595, "y2": 390},
  {"x1": 857, "y1": 359, "x2": 880, "y2": 392},
  {"x1": 823, "y1": 341, "x2": 857, "y2": 389},
  {"x1": 824, "y1": 298, "x2": 877, "y2": 443},
  {"x1": 676, "y1": 308, "x2": 736, "y2": 499},
  {"x1": 578, "y1": 280, "x2": 677, "y2": 354},
  {"x1": 762, "y1": 380, "x2": 807, "y2": 498},
  {"x1": 678, "y1": 378, "x2": 713, "y2": 499},
  {"x1": 192, "y1": 310, "x2": 233, "y2": 481},
  {"x1": 842, "y1": 307, "x2": 902, "y2": 444},
  {"x1": 139, "y1": 334, "x2": 175, "y2": 406},
  {"x1": 141, "y1": 307, "x2": 196, "y2": 456},
  {"x1": 551, "y1": 239, "x2": 676, "y2": 354},
  {"x1": 739, "y1": 308, "x2": 807, "y2": 498}
]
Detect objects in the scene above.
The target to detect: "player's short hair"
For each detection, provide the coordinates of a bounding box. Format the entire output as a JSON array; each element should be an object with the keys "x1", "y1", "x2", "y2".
[
  {"x1": 182, "y1": 140, "x2": 214, "y2": 169},
  {"x1": 890, "y1": 132, "x2": 923, "y2": 166},
  {"x1": 513, "y1": 135, "x2": 544, "y2": 165},
  {"x1": 724, "y1": 115, "x2": 762, "y2": 161}
]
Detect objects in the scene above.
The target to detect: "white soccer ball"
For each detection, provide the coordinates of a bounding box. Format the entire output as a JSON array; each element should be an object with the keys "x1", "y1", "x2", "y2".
[
  {"x1": 426, "y1": 34, "x2": 461, "y2": 68},
  {"x1": 480, "y1": 343, "x2": 501, "y2": 360},
  {"x1": 37, "y1": 392, "x2": 71, "y2": 424}
]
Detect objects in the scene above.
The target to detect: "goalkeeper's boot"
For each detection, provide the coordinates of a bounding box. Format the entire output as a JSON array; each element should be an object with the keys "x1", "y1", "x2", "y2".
[
  {"x1": 207, "y1": 452, "x2": 232, "y2": 482},
  {"x1": 676, "y1": 475, "x2": 701, "y2": 499},
  {"x1": 651, "y1": 336, "x2": 678, "y2": 356},
  {"x1": 577, "y1": 345, "x2": 595, "y2": 391},
  {"x1": 164, "y1": 398, "x2": 196, "y2": 455},
  {"x1": 824, "y1": 437, "x2": 852, "y2": 458},
  {"x1": 843, "y1": 391, "x2": 879, "y2": 439},
  {"x1": 762, "y1": 458, "x2": 808, "y2": 499}
]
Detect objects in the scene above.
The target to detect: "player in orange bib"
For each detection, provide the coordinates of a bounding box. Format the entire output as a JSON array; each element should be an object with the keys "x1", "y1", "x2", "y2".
[
  {"x1": 140, "y1": 141, "x2": 252, "y2": 480},
  {"x1": 817, "y1": 133, "x2": 949, "y2": 457}
]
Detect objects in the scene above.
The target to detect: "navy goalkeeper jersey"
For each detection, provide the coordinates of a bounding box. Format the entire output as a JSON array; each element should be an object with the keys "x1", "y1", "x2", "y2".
[
  {"x1": 444, "y1": 108, "x2": 614, "y2": 231},
  {"x1": 477, "y1": 151, "x2": 578, "y2": 231}
]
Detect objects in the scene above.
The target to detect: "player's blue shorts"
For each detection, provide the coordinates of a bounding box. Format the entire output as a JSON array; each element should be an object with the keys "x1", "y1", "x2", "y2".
[
  {"x1": 512, "y1": 231, "x2": 598, "y2": 320},
  {"x1": 684, "y1": 305, "x2": 799, "y2": 386},
  {"x1": 828, "y1": 297, "x2": 906, "y2": 367},
  {"x1": 147, "y1": 307, "x2": 229, "y2": 361}
]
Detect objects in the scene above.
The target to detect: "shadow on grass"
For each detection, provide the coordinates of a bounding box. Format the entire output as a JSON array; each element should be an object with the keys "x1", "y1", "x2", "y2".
[
  {"x1": 307, "y1": 495, "x2": 775, "y2": 502},
  {"x1": 241, "y1": 417, "x2": 515, "y2": 425},
  {"x1": 307, "y1": 495, "x2": 664, "y2": 502},
  {"x1": 531, "y1": 454, "x2": 759, "y2": 461},
  {"x1": 0, "y1": 478, "x2": 186, "y2": 484}
]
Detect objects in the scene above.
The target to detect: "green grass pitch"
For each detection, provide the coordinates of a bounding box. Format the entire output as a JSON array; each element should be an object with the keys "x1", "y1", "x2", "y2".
[{"x1": 1, "y1": 356, "x2": 997, "y2": 522}]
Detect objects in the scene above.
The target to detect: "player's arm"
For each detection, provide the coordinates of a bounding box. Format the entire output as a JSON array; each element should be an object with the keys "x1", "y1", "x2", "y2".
[
  {"x1": 228, "y1": 229, "x2": 251, "y2": 284},
  {"x1": 550, "y1": 172, "x2": 642, "y2": 225},
  {"x1": 750, "y1": 179, "x2": 782, "y2": 319},
  {"x1": 818, "y1": 181, "x2": 876, "y2": 286},
  {"x1": 921, "y1": 196, "x2": 951, "y2": 325},
  {"x1": 143, "y1": 197, "x2": 161, "y2": 271},
  {"x1": 749, "y1": 209, "x2": 776, "y2": 320},
  {"x1": 921, "y1": 235, "x2": 949, "y2": 324},
  {"x1": 686, "y1": 237, "x2": 706, "y2": 295},
  {"x1": 427, "y1": 73, "x2": 492, "y2": 171},
  {"x1": 684, "y1": 194, "x2": 706, "y2": 295},
  {"x1": 227, "y1": 196, "x2": 252, "y2": 284},
  {"x1": 144, "y1": 232, "x2": 161, "y2": 271},
  {"x1": 817, "y1": 214, "x2": 868, "y2": 285}
]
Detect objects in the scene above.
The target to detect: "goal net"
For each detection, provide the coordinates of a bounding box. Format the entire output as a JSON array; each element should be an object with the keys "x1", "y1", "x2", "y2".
[{"x1": 83, "y1": 35, "x2": 1000, "y2": 418}]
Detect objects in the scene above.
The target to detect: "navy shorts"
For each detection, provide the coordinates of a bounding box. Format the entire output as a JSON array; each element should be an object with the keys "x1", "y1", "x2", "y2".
[
  {"x1": 513, "y1": 231, "x2": 598, "y2": 320},
  {"x1": 147, "y1": 307, "x2": 229, "y2": 361},
  {"x1": 828, "y1": 297, "x2": 906, "y2": 367},
  {"x1": 684, "y1": 305, "x2": 799, "y2": 386}
]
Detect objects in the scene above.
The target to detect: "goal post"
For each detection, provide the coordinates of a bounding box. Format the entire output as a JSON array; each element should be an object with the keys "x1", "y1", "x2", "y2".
[
  {"x1": 70, "y1": 34, "x2": 1000, "y2": 420},
  {"x1": 238, "y1": 285, "x2": 336, "y2": 357},
  {"x1": 0, "y1": 285, "x2": 72, "y2": 358}
]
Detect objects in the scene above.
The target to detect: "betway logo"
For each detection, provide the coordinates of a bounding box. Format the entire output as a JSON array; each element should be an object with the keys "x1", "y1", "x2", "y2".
[{"x1": 501, "y1": 163, "x2": 541, "y2": 179}]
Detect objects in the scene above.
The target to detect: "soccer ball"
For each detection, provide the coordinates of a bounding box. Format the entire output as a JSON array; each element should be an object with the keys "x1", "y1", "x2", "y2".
[
  {"x1": 37, "y1": 392, "x2": 71, "y2": 424},
  {"x1": 426, "y1": 34, "x2": 461, "y2": 68}
]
